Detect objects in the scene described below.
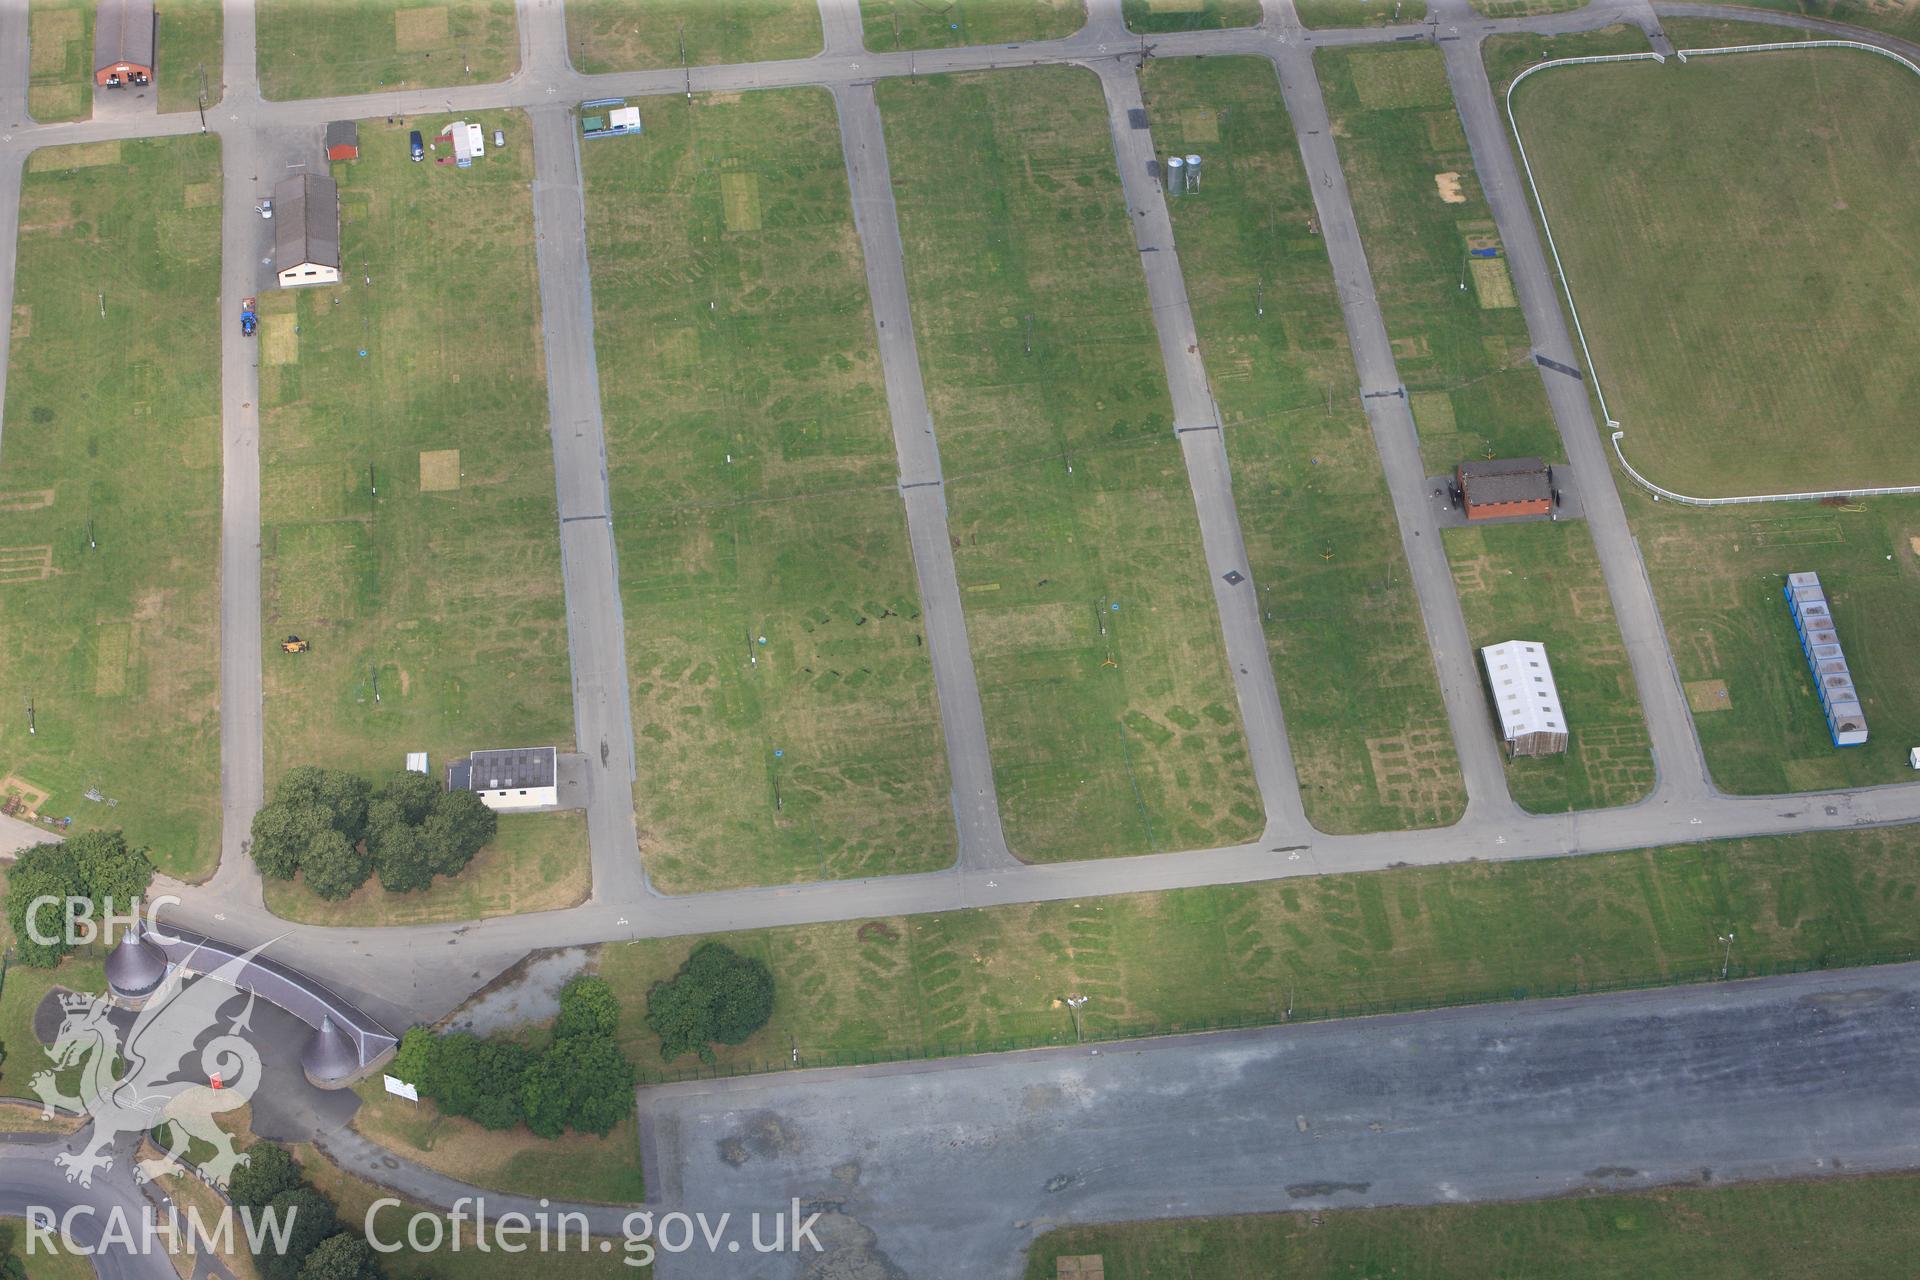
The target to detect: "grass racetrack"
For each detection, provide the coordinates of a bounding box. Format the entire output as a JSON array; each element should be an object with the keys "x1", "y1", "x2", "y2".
[{"x1": 1512, "y1": 45, "x2": 1920, "y2": 497}]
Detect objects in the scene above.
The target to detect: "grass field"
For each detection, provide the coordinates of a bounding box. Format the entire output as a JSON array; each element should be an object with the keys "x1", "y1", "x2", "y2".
[
  {"x1": 256, "y1": 0, "x2": 519, "y2": 99},
  {"x1": 1719, "y1": 0, "x2": 1920, "y2": 42},
  {"x1": 565, "y1": 0, "x2": 820, "y2": 72},
  {"x1": 1510, "y1": 47, "x2": 1920, "y2": 496},
  {"x1": 582, "y1": 89, "x2": 954, "y2": 892},
  {"x1": 1444, "y1": 521, "x2": 1652, "y2": 811},
  {"x1": 1296, "y1": 0, "x2": 1426, "y2": 27},
  {"x1": 1123, "y1": 0, "x2": 1261, "y2": 32},
  {"x1": 262, "y1": 811, "x2": 588, "y2": 923},
  {"x1": 1317, "y1": 44, "x2": 1561, "y2": 474},
  {"x1": 878, "y1": 66, "x2": 1264, "y2": 860},
  {"x1": 594, "y1": 825, "x2": 1920, "y2": 1079},
  {"x1": 296, "y1": 1143, "x2": 640, "y2": 1275},
  {"x1": 860, "y1": 0, "x2": 1084, "y2": 49},
  {"x1": 1471, "y1": 0, "x2": 1585, "y2": 15},
  {"x1": 0, "y1": 1218, "x2": 93, "y2": 1280},
  {"x1": 0, "y1": 138, "x2": 223, "y2": 878},
  {"x1": 26, "y1": 0, "x2": 222, "y2": 120},
  {"x1": 351, "y1": 1086, "x2": 645, "y2": 1204},
  {"x1": 1143, "y1": 57, "x2": 1463, "y2": 832},
  {"x1": 1024, "y1": 1173, "x2": 1920, "y2": 1279},
  {"x1": 1626, "y1": 491, "x2": 1920, "y2": 793},
  {"x1": 258, "y1": 115, "x2": 573, "y2": 793}
]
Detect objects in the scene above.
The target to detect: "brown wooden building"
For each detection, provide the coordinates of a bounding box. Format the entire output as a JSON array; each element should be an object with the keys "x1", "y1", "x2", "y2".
[
  {"x1": 1457, "y1": 457, "x2": 1552, "y2": 521},
  {"x1": 93, "y1": 0, "x2": 155, "y2": 87}
]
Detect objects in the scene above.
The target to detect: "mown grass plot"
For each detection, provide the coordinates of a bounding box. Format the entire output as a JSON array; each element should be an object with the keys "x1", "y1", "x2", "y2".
[
  {"x1": 879, "y1": 66, "x2": 1263, "y2": 859},
  {"x1": 565, "y1": 0, "x2": 822, "y2": 72},
  {"x1": 0, "y1": 138, "x2": 222, "y2": 877},
  {"x1": 860, "y1": 0, "x2": 1085, "y2": 50},
  {"x1": 584, "y1": 89, "x2": 955, "y2": 892},
  {"x1": 256, "y1": 0, "x2": 519, "y2": 99}
]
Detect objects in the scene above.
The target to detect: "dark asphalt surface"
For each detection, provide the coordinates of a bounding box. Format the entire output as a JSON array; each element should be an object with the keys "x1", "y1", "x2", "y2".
[{"x1": 640, "y1": 963, "x2": 1920, "y2": 1278}]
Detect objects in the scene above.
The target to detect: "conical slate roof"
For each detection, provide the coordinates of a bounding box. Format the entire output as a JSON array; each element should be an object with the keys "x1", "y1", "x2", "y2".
[
  {"x1": 302, "y1": 1015, "x2": 359, "y2": 1085},
  {"x1": 105, "y1": 918, "x2": 168, "y2": 999}
]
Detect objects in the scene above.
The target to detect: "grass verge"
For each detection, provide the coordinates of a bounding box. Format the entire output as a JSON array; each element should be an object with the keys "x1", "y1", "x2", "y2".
[
  {"x1": 583, "y1": 88, "x2": 954, "y2": 892},
  {"x1": 565, "y1": 0, "x2": 821, "y2": 71},
  {"x1": 350, "y1": 1086, "x2": 645, "y2": 1205},
  {"x1": 26, "y1": 0, "x2": 91, "y2": 122},
  {"x1": 1123, "y1": 0, "x2": 1262, "y2": 32},
  {"x1": 263, "y1": 811, "x2": 589, "y2": 924},
  {"x1": 879, "y1": 66, "x2": 1264, "y2": 859},
  {"x1": 0, "y1": 137, "x2": 222, "y2": 878},
  {"x1": 1444, "y1": 521, "x2": 1651, "y2": 811},
  {"x1": 256, "y1": 0, "x2": 519, "y2": 100},
  {"x1": 1510, "y1": 45, "x2": 1920, "y2": 496},
  {"x1": 1296, "y1": 0, "x2": 1426, "y2": 27},
  {"x1": 859, "y1": 0, "x2": 1084, "y2": 49},
  {"x1": 592, "y1": 826, "x2": 1920, "y2": 1080},
  {"x1": 1143, "y1": 56, "x2": 1463, "y2": 832},
  {"x1": 1, "y1": 1216, "x2": 93, "y2": 1280},
  {"x1": 1317, "y1": 43, "x2": 1560, "y2": 472},
  {"x1": 258, "y1": 114, "x2": 573, "y2": 792},
  {"x1": 1023, "y1": 1173, "x2": 1920, "y2": 1279},
  {"x1": 297, "y1": 1142, "x2": 641, "y2": 1276}
]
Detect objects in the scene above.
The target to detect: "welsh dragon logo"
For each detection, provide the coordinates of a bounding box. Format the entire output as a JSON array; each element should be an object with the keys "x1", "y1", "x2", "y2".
[{"x1": 31, "y1": 939, "x2": 268, "y2": 1189}]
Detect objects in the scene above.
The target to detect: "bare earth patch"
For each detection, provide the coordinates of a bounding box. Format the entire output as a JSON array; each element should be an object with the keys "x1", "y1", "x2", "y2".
[
  {"x1": 419, "y1": 448, "x2": 461, "y2": 491},
  {"x1": 1434, "y1": 170, "x2": 1466, "y2": 203},
  {"x1": 394, "y1": 5, "x2": 450, "y2": 50},
  {"x1": 1685, "y1": 678, "x2": 1732, "y2": 714}
]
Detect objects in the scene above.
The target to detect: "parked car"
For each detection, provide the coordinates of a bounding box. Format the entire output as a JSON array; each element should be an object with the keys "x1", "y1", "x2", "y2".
[
  {"x1": 493, "y1": 129, "x2": 505, "y2": 150},
  {"x1": 258, "y1": 199, "x2": 273, "y2": 220},
  {"x1": 410, "y1": 130, "x2": 425, "y2": 162}
]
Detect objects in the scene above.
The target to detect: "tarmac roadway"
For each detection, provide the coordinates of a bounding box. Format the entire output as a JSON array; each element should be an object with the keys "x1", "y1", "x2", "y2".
[
  {"x1": 5, "y1": 0, "x2": 1920, "y2": 1028},
  {"x1": 638, "y1": 962, "x2": 1920, "y2": 1277}
]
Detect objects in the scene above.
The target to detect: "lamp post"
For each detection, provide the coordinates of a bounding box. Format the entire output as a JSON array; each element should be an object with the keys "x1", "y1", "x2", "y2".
[
  {"x1": 1065, "y1": 993, "x2": 1088, "y2": 1043},
  {"x1": 1718, "y1": 930, "x2": 1736, "y2": 980}
]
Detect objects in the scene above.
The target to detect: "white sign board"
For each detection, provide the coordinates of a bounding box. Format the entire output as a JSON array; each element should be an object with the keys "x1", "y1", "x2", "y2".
[{"x1": 383, "y1": 1074, "x2": 419, "y2": 1102}]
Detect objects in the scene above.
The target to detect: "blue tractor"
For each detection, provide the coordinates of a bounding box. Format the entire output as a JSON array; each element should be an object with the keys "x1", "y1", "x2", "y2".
[{"x1": 241, "y1": 297, "x2": 258, "y2": 338}]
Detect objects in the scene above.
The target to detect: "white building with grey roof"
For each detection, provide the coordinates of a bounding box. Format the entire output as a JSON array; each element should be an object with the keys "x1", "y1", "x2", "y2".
[
  {"x1": 273, "y1": 172, "x2": 341, "y2": 288},
  {"x1": 1480, "y1": 640, "x2": 1568, "y2": 757}
]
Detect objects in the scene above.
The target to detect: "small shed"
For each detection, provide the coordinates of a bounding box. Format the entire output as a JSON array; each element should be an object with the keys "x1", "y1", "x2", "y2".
[
  {"x1": 93, "y1": 0, "x2": 155, "y2": 87},
  {"x1": 1480, "y1": 640, "x2": 1568, "y2": 757},
  {"x1": 273, "y1": 172, "x2": 341, "y2": 288},
  {"x1": 1457, "y1": 457, "x2": 1552, "y2": 521},
  {"x1": 449, "y1": 746, "x2": 558, "y2": 811},
  {"x1": 325, "y1": 121, "x2": 360, "y2": 162},
  {"x1": 582, "y1": 98, "x2": 643, "y2": 140}
]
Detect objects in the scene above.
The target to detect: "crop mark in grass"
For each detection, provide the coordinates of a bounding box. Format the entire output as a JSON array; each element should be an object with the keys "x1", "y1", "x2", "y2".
[
  {"x1": 720, "y1": 173, "x2": 762, "y2": 232},
  {"x1": 1749, "y1": 517, "x2": 1842, "y2": 547},
  {"x1": 1364, "y1": 730, "x2": 1459, "y2": 820},
  {"x1": 0, "y1": 546, "x2": 57, "y2": 583},
  {"x1": 0, "y1": 489, "x2": 55, "y2": 512},
  {"x1": 1469, "y1": 257, "x2": 1517, "y2": 309}
]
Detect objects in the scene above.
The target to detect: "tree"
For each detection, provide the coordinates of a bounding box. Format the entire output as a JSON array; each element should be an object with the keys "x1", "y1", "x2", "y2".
[
  {"x1": 259, "y1": 1187, "x2": 338, "y2": 1280},
  {"x1": 553, "y1": 975, "x2": 620, "y2": 1042},
  {"x1": 370, "y1": 770, "x2": 440, "y2": 828},
  {"x1": 299, "y1": 829, "x2": 370, "y2": 901},
  {"x1": 299, "y1": 1232, "x2": 385, "y2": 1280},
  {"x1": 249, "y1": 802, "x2": 334, "y2": 881},
  {"x1": 228, "y1": 1141, "x2": 304, "y2": 1210},
  {"x1": 645, "y1": 942, "x2": 775, "y2": 1064},
  {"x1": 4, "y1": 843, "x2": 83, "y2": 967},
  {"x1": 389, "y1": 1026, "x2": 437, "y2": 1093},
  {"x1": 367, "y1": 821, "x2": 434, "y2": 894},
  {"x1": 523, "y1": 1034, "x2": 636, "y2": 1139},
  {"x1": 68, "y1": 829, "x2": 154, "y2": 918},
  {"x1": 275, "y1": 767, "x2": 372, "y2": 843},
  {"x1": 421, "y1": 789, "x2": 496, "y2": 879},
  {"x1": 426, "y1": 1033, "x2": 531, "y2": 1130}
]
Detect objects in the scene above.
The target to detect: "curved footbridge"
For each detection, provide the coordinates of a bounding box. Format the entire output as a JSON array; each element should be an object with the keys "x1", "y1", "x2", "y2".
[{"x1": 104, "y1": 918, "x2": 398, "y2": 1090}]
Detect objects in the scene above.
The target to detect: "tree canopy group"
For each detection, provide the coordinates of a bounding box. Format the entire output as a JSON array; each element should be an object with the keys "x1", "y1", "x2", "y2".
[
  {"x1": 645, "y1": 941, "x2": 776, "y2": 1064},
  {"x1": 248, "y1": 766, "x2": 496, "y2": 900},
  {"x1": 3, "y1": 829, "x2": 154, "y2": 966},
  {"x1": 228, "y1": 1142, "x2": 384, "y2": 1280},
  {"x1": 393, "y1": 974, "x2": 637, "y2": 1138}
]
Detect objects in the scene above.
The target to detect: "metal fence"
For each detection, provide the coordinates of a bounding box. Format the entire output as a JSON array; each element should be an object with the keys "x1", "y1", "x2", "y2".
[
  {"x1": 633, "y1": 944, "x2": 1920, "y2": 1084},
  {"x1": 1505, "y1": 40, "x2": 1920, "y2": 507}
]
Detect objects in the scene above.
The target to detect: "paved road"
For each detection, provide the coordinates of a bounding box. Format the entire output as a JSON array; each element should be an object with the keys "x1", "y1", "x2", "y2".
[
  {"x1": 639, "y1": 962, "x2": 1920, "y2": 1277},
  {"x1": 0, "y1": 1135, "x2": 180, "y2": 1279},
  {"x1": 833, "y1": 81, "x2": 1019, "y2": 871},
  {"x1": 6, "y1": 0, "x2": 1920, "y2": 1027},
  {"x1": 1093, "y1": 58, "x2": 1311, "y2": 842}
]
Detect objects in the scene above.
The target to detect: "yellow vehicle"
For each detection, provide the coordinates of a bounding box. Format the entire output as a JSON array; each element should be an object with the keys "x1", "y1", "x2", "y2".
[{"x1": 281, "y1": 635, "x2": 309, "y2": 654}]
